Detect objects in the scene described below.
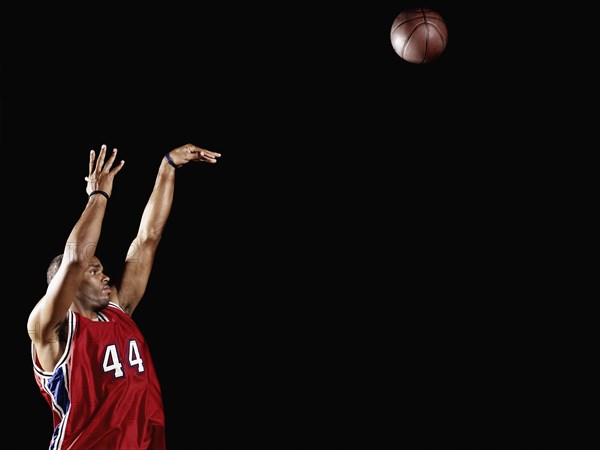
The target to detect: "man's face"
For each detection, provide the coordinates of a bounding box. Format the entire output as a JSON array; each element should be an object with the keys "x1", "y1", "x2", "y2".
[{"x1": 80, "y1": 256, "x2": 111, "y2": 310}]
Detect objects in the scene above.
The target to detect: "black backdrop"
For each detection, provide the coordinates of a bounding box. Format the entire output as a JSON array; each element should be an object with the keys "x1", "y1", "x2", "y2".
[{"x1": 1, "y1": 2, "x2": 516, "y2": 447}]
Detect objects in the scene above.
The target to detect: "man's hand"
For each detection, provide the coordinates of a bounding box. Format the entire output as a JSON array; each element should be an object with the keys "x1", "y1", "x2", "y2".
[
  {"x1": 167, "y1": 143, "x2": 221, "y2": 167},
  {"x1": 85, "y1": 144, "x2": 125, "y2": 197}
]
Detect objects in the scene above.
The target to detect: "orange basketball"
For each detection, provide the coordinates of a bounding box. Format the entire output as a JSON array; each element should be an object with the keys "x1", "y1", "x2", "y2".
[{"x1": 390, "y1": 8, "x2": 448, "y2": 64}]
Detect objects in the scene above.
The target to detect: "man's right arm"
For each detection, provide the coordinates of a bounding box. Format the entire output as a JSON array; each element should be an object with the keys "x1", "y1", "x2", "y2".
[{"x1": 27, "y1": 145, "x2": 124, "y2": 371}]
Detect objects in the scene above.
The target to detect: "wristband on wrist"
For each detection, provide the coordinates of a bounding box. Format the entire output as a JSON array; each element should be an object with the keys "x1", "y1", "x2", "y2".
[
  {"x1": 165, "y1": 152, "x2": 178, "y2": 169},
  {"x1": 89, "y1": 190, "x2": 110, "y2": 200}
]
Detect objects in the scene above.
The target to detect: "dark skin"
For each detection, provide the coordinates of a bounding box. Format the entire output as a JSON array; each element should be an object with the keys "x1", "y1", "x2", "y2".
[{"x1": 28, "y1": 143, "x2": 221, "y2": 372}]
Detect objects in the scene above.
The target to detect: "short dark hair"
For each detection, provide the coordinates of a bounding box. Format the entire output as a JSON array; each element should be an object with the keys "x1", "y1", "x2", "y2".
[{"x1": 47, "y1": 254, "x2": 64, "y2": 284}]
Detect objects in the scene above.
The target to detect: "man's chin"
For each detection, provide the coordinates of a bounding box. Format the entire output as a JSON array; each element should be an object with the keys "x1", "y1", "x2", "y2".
[{"x1": 95, "y1": 298, "x2": 111, "y2": 311}]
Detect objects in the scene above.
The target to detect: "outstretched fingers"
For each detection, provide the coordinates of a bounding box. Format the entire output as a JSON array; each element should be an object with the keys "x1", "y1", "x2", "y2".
[
  {"x1": 89, "y1": 148, "x2": 97, "y2": 175},
  {"x1": 86, "y1": 144, "x2": 107, "y2": 182},
  {"x1": 187, "y1": 144, "x2": 222, "y2": 163},
  {"x1": 95, "y1": 145, "x2": 108, "y2": 174},
  {"x1": 104, "y1": 147, "x2": 125, "y2": 174},
  {"x1": 86, "y1": 145, "x2": 125, "y2": 184},
  {"x1": 197, "y1": 150, "x2": 220, "y2": 163}
]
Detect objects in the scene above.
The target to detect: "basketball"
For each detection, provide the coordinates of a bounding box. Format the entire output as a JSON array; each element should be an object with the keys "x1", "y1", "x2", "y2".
[{"x1": 390, "y1": 8, "x2": 448, "y2": 64}]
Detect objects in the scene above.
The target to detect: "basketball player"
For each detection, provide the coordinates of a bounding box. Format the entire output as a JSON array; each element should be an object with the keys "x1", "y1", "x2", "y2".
[{"x1": 27, "y1": 143, "x2": 221, "y2": 450}]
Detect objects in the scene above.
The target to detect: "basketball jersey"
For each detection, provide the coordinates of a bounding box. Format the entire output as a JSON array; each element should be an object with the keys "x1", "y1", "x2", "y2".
[{"x1": 32, "y1": 302, "x2": 166, "y2": 450}]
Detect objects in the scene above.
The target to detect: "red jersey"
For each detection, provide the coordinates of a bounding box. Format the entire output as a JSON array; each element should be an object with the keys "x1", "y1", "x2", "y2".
[{"x1": 32, "y1": 303, "x2": 166, "y2": 450}]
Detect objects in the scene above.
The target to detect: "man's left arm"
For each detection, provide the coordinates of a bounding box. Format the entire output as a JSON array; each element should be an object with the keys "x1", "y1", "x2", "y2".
[{"x1": 115, "y1": 144, "x2": 221, "y2": 314}]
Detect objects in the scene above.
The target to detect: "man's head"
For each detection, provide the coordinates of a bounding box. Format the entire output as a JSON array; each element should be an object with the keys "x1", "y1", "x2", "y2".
[{"x1": 46, "y1": 254, "x2": 112, "y2": 312}]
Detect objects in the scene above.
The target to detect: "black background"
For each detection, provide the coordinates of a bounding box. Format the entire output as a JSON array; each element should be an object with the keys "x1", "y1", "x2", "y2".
[{"x1": 1, "y1": 1, "x2": 523, "y2": 447}]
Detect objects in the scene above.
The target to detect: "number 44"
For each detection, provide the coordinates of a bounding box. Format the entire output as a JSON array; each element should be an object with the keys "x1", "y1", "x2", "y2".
[{"x1": 102, "y1": 340, "x2": 145, "y2": 378}]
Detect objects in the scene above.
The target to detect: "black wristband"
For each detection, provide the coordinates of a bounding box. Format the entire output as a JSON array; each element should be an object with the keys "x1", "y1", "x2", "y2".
[
  {"x1": 89, "y1": 190, "x2": 110, "y2": 200},
  {"x1": 165, "y1": 152, "x2": 178, "y2": 169}
]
